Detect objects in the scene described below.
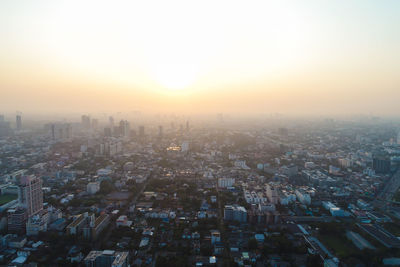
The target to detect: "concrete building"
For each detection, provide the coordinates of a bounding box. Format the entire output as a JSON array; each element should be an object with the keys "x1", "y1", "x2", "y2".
[
  {"x1": 338, "y1": 158, "x2": 352, "y2": 168},
  {"x1": 16, "y1": 114, "x2": 22, "y2": 131},
  {"x1": 84, "y1": 250, "x2": 129, "y2": 267},
  {"x1": 46, "y1": 123, "x2": 72, "y2": 141},
  {"x1": 67, "y1": 213, "x2": 110, "y2": 240},
  {"x1": 210, "y1": 230, "x2": 221, "y2": 244},
  {"x1": 218, "y1": 178, "x2": 235, "y2": 188},
  {"x1": 26, "y1": 211, "x2": 49, "y2": 236},
  {"x1": 67, "y1": 213, "x2": 90, "y2": 235},
  {"x1": 373, "y1": 157, "x2": 391, "y2": 174},
  {"x1": 322, "y1": 201, "x2": 349, "y2": 217},
  {"x1": 224, "y1": 205, "x2": 247, "y2": 223},
  {"x1": 18, "y1": 176, "x2": 43, "y2": 216},
  {"x1": 87, "y1": 182, "x2": 100, "y2": 195},
  {"x1": 116, "y1": 215, "x2": 132, "y2": 228},
  {"x1": 282, "y1": 164, "x2": 298, "y2": 177},
  {"x1": 83, "y1": 214, "x2": 110, "y2": 241},
  {"x1": 266, "y1": 184, "x2": 279, "y2": 204},
  {"x1": 181, "y1": 141, "x2": 189, "y2": 152},
  {"x1": 7, "y1": 207, "x2": 28, "y2": 233},
  {"x1": 295, "y1": 189, "x2": 311, "y2": 206}
]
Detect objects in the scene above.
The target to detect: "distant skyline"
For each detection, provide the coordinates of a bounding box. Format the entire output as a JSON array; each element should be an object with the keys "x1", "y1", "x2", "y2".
[{"x1": 1, "y1": 0, "x2": 400, "y2": 116}]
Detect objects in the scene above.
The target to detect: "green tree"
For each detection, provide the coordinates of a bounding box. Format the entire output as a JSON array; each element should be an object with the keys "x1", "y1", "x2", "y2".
[
  {"x1": 248, "y1": 238, "x2": 258, "y2": 250},
  {"x1": 99, "y1": 180, "x2": 114, "y2": 194}
]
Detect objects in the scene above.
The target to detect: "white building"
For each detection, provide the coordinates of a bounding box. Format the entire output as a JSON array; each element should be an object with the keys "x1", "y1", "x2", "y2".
[
  {"x1": 234, "y1": 160, "x2": 250, "y2": 169},
  {"x1": 224, "y1": 205, "x2": 247, "y2": 222},
  {"x1": 338, "y1": 158, "x2": 352, "y2": 168},
  {"x1": 87, "y1": 182, "x2": 100, "y2": 195},
  {"x1": 266, "y1": 184, "x2": 279, "y2": 204},
  {"x1": 295, "y1": 189, "x2": 311, "y2": 206},
  {"x1": 329, "y1": 165, "x2": 341, "y2": 175},
  {"x1": 181, "y1": 141, "x2": 189, "y2": 152},
  {"x1": 218, "y1": 178, "x2": 235, "y2": 188},
  {"x1": 116, "y1": 215, "x2": 132, "y2": 227},
  {"x1": 26, "y1": 212, "x2": 49, "y2": 236},
  {"x1": 397, "y1": 132, "x2": 400, "y2": 145},
  {"x1": 279, "y1": 191, "x2": 296, "y2": 205}
]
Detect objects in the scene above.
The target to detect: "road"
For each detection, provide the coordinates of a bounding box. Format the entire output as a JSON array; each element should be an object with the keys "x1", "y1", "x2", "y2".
[
  {"x1": 374, "y1": 169, "x2": 400, "y2": 208},
  {"x1": 216, "y1": 188, "x2": 231, "y2": 266}
]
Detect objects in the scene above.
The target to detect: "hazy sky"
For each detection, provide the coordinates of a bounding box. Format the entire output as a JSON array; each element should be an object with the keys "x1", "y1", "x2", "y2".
[{"x1": 1, "y1": 0, "x2": 400, "y2": 116}]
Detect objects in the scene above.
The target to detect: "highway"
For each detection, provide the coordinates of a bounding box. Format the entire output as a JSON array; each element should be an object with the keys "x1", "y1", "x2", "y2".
[{"x1": 374, "y1": 169, "x2": 400, "y2": 208}]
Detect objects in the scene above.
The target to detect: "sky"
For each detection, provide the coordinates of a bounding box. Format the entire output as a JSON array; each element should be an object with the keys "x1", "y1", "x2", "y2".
[{"x1": 0, "y1": 0, "x2": 400, "y2": 116}]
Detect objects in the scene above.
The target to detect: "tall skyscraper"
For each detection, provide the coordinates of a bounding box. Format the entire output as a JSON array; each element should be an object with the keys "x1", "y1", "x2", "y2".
[
  {"x1": 119, "y1": 120, "x2": 130, "y2": 137},
  {"x1": 91, "y1": 118, "x2": 99, "y2": 130},
  {"x1": 397, "y1": 132, "x2": 400, "y2": 145},
  {"x1": 47, "y1": 123, "x2": 71, "y2": 141},
  {"x1": 373, "y1": 157, "x2": 391, "y2": 174},
  {"x1": 18, "y1": 175, "x2": 43, "y2": 216},
  {"x1": 16, "y1": 114, "x2": 22, "y2": 130},
  {"x1": 139, "y1": 126, "x2": 145, "y2": 138},
  {"x1": 158, "y1": 125, "x2": 163, "y2": 138},
  {"x1": 0, "y1": 115, "x2": 11, "y2": 137},
  {"x1": 81, "y1": 115, "x2": 91, "y2": 130},
  {"x1": 109, "y1": 116, "x2": 114, "y2": 128},
  {"x1": 104, "y1": 127, "x2": 112, "y2": 137}
]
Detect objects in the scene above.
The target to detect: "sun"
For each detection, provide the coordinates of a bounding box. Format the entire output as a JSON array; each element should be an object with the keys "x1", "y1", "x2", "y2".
[{"x1": 151, "y1": 63, "x2": 198, "y2": 90}]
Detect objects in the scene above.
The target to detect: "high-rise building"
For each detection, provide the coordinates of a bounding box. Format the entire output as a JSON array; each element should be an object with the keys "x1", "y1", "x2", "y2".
[
  {"x1": 119, "y1": 120, "x2": 130, "y2": 137},
  {"x1": 0, "y1": 116, "x2": 11, "y2": 137},
  {"x1": 104, "y1": 127, "x2": 112, "y2": 137},
  {"x1": 87, "y1": 182, "x2": 100, "y2": 195},
  {"x1": 91, "y1": 119, "x2": 99, "y2": 130},
  {"x1": 373, "y1": 157, "x2": 391, "y2": 174},
  {"x1": 139, "y1": 126, "x2": 145, "y2": 138},
  {"x1": 84, "y1": 250, "x2": 129, "y2": 267},
  {"x1": 218, "y1": 178, "x2": 235, "y2": 188},
  {"x1": 266, "y1": 184, "x2": 279, "y2": 204},
  {"x1": 46, "y1": 123, "x2": 71, "y2": 141},
  {"x1": 18, "y1": 175, "x2": 43, "y2": 216},
  {"x1": 16, "y1": 114, "x2": 22, "y2": 130},
  {"x1": 109, "y1": 116, "x2": 114, "y2": 128},
  {"x1": 278, "y1": 127, "x2": 288, "y2": 136},
  {"x1": 81, "y1": 115, "x2": 91, "y2": 130},
  {"x1": 7, "y1": 207, "x2": 28, "y2": 233},
  {"x1": 224, "y1": 205, "x2": 247, "y2": 222},
  {"x1": 181, "y1": 141, "x2": 189, "y2": 152},
  {"x1": 158, "y1": 125, "x2": 163, "y2": 138}
]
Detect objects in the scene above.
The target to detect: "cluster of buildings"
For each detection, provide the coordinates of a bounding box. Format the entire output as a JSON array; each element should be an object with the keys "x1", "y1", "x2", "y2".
[{"x1": 1, "y1": 114, "x2": 400, "y2": 266}]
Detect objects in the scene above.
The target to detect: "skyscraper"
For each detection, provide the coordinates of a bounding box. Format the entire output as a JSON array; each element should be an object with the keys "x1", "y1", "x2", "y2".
[
  {"x1": 91, "y1": 118, "x2": 99, "y2": 130},
  {"x1": 18, "y1": 175, "x2": 43, "y2": 216},
  {"x1": 119, "y1": 120, "x2": 130, "y2": 137},
  {"x1": 0, "y1": 115, "x2": 11, "y2": 137},
  {"x1": 158, "y1": 125, "x2": 163, "y2": 138},
  {"x1": 373, "y1": 157, "x2": 391, "y2": 174},
  {"x1": 16, "y1": 114, "x2": 22, "y2": 130},
  {"x1": 81, "y1": 115, "x2": 91, "y2": 130},
  {"x1": 397, "y1": 132, "x2": 400, "y2": 145},
  {"x1": 139, "y1": 126, "x2": 145, "y2": 138}
]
